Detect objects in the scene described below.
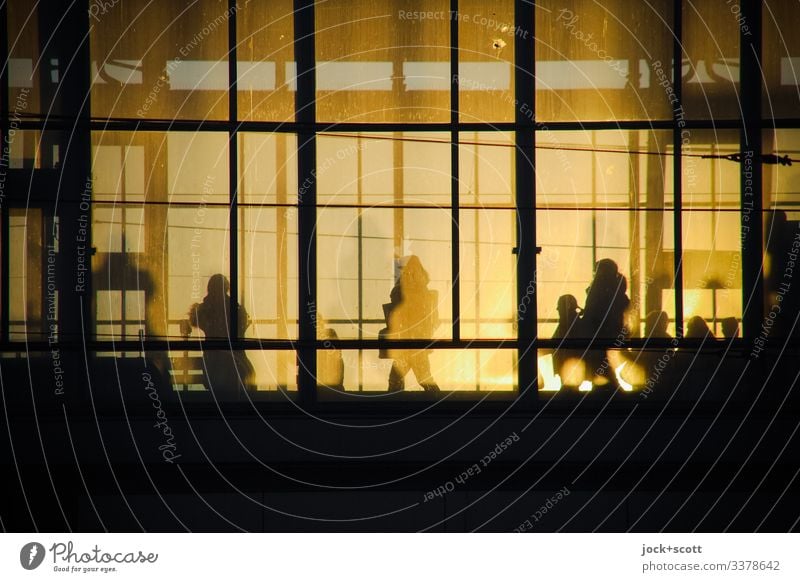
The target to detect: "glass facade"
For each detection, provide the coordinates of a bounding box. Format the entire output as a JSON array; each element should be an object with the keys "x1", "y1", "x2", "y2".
[{"x1": 2, "y1": 0, "x2": 797, "y2": 401}]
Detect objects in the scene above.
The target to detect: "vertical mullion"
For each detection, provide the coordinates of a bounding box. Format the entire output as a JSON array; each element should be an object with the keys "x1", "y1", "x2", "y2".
[
  {"x1": 450, "y1": 0, "x2": 460, "y2": 342},
  {"x1": 741, "y1": 1, "x2": 763, "y2": 338},
  {"x1": 672, "y1": 0, "x2": 684, "y2": 338},
  {"x1": 295, "y1": 0, "x2": 317, "y2": 403},
  {"x1": 357, "y1": 137, "x2": 364, "y2": 392},
  {"x1": 515, "y1": 0, "x2": 536, "y2": 399},
  {"x1": 228, "y1": 0, "x2": 239, "y2": 344},
  {"x1": 591, "y1": 131, "x2": 597, "y2": 267},
  {"x1": 1, "y1": 0, "x2": 9, "y2": 342}
]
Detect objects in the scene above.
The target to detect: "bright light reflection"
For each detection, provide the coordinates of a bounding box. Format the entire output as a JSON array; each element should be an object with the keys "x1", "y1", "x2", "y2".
[{"x1": 614, "y1": 362, "x2": 634, "y2": 392}]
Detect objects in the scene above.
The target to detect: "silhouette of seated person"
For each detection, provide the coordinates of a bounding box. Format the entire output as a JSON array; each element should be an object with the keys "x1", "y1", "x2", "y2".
[
  {"x1": 316, "y1": 313, "x2": 344, "y2": 391},
  {"x1": 685, "y1": 315, "x2": 715, "y2": 339},
  {"x1": 551, "y1": 294, "x2": 585, "y2": 388},
  {"x1": 383, "y1": 255, "x2": 440, "y2": 393},
  {"x1": 645, "y1": 310, "x2": 671, "y2": 339},
  {"x1": 679, "y1": 315, "x2": 721, "y2": 394},
  {"x1": 580, "y1": 258, "x2": 631, "y2": 388},
  {"x1": 721, "y1": 317, "x2": 739, "y2": 339},
  {"x1": 183, "y1": 274, "x2": 255, "y2": 397},
  {"x1": 635, "y1": 310, "x2": 675, "y2": 386},
  {"x1": 715, "y1": 315, "x2": 748, "y2": 395}
]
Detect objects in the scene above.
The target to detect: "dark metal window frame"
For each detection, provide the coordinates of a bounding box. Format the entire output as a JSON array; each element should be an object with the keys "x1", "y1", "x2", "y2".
[{"x1": 0, "y1": 0, "x2": 779, "y2": 402}]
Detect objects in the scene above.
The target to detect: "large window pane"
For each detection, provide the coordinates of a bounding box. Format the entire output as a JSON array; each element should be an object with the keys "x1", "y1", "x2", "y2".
[
  {"x1": 319, "y1": 349, "x2": 515, "y2": 393},
  {"x1": 681, "y1": 132, "x2": 741, "y2": 336},
  {"x1": 237, "y1": 0, "x2": 295, "y2": 122},
  {"x1": 315, "y1": 1, "x2": 450, "y2": 122},
  {"x1": 762, "y1": 129, "x2": 800, "y2": 338},
  {"x1": 239, "y1": 133, "x2": 298, "y2": 204},
  {"x1": 459, "y1": 131, "x2": 515, "y2": 207},
  {"x1": 91, "y1": 131, "x2": 231, "y2": 340},
  {"x1": 238, "y1": 131, "x2": 299, "y2": 344},
  {"x1": 763, "y1": 1, "x2": 800, "y2": 119},
  {"x1": 460, "y1": 210, "x2": 516, "y2": 339},
  {"x1": 91, "y1": 0, "x2": 230, "y2": 120},
  {"x1": 682, "y1": 0, "x2": 740, "y2": 120},
  {"x1": 535, "y1": 0, "x2": 674, "y2": 122},
  {"x1": 317, "y1": 132, "x2": 451, "y2": 207},
  {"x1": 316, "y1": 207, "x2": 452, "y2": 340},
  {"x1": 537, "y1": 130, "x2": 674, "y2": 208},
  {"x1": 7, "y1": 1, "x2": 42, "y2": 115},
  {"x1": 240, "y1": 208, "x2": 298, "y2": 340},
  {"x1": 537, "y1": 209, "x2": 674, "y2": 338},
  {"x1": 536, "y1": 130, "x2": 675, "y2": 339},
  {"x1": 458, "y1": 0, "x2": 515, "y2": 123},
  {"x1": 9, "y1": 209, "x2": 45, "y2": 341},
  {"x1": 169, "y1": 350, "x2": 296, "y2": 396}
]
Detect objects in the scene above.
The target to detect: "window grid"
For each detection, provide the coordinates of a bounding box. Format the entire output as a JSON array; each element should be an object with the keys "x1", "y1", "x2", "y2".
[{"x1": 0, "y1": 1, "x2": 783, "y2": 398}]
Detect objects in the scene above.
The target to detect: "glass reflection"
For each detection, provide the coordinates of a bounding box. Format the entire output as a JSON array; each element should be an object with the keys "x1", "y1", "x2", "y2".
[
  {"x1": 315, "y1": 0, "x2": 450, "y2": 122},
  {"x1": 321, "y1": 349, "x2": 515, "y2": 393},
  {"x1": 535, "y1": 0, "x2": 674, "y2": 122},
  {"x1": 90, "y1": 0, "x2": 229, "y2": 120}
]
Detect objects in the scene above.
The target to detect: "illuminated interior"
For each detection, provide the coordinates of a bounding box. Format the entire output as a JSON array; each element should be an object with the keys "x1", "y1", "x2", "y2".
[{"x1": 2, "y1": 0, "x2": 799, "y2": 400}]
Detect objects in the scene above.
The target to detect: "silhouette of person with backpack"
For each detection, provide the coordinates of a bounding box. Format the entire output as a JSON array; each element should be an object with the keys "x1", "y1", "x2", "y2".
[{"x1": 381, "y1": 256, "x2": 440, "y2": 393}]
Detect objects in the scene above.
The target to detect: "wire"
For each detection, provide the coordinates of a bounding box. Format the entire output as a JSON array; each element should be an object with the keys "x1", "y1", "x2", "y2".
[
  {"x1": 320, "y1": 132, "x2": 799, "y2": 164},
  {"x1": 700, "y1": 153, "x2": 794, "y2": 166},
  {"x1": 12, "y1": 112, "x2": 798, "y2": 163}
]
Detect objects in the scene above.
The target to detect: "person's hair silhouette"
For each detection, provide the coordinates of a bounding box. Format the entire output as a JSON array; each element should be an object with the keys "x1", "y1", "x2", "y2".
[{"x1": 383, "y1": 256, "x2": 440, "y2": 393}]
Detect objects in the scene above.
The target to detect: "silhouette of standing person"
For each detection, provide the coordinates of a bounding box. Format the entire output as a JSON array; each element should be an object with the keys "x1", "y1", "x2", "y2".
[
  {"x1": 583, "y1": 259, "x2": 630, "y2": 338},
  {"x1": 185, "y1": 274, "x2": 255, "y2": 397},
  {"x1": 316, "y1": 313, "x2": 344, "y2": 391},
  {"x1": 581, "y1": 259, "x2": 630, "y2": 387},
  {"x1": 554, "y1": 294, "x2": 581, "y2": 339},
  {"x1": 384, "y1": 256, "x2": 440, "y2": 393},
  {"x1": 552, "y1": 294, "x2": 584, "y2": 386}
]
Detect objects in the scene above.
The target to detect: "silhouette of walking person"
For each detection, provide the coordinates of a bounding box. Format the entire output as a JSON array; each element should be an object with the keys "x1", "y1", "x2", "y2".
[
  {"x1": 581, "y1": 259, "x2": 630, "y2": 388},
  {"x1": 583, "y1": 259, "x2": 630, "y2": 338},
  {"x1": 383, "y1": 256, "x2": 441, "y2": 393},
  {"x1": 184, "y1": 274, "x2": 255, "y2": 397}
]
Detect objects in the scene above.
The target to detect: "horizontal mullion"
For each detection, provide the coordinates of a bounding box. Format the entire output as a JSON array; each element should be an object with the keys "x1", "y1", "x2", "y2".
[
  {"x1": 12, "y1": 200, "x2": 751, "y2": 212},
  {"x1": 6, "y1": 117, "x2": 755, "y2": 133},
  {"x1": 0, "y1": 337, "x2": 773, "y2": 352}
]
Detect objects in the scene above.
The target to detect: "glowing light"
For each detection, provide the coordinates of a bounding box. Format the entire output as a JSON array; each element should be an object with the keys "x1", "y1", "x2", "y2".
[
  {"x1": 538, "y1": 354, "x2": 562, "y2": 391},
  {"x1": 614, "y1": 362, "x2": 634, "y2": 392}
]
